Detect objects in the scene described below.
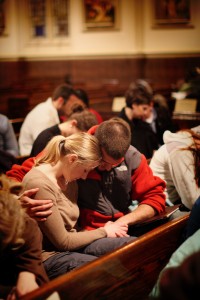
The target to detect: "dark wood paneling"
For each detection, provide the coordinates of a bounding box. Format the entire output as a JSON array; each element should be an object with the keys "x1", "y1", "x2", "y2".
[
  {"x1": 145, "y1": 56, "x2": 200, "y2": 90},
  {"x1": 1, "y1": 55, "x2": 200, "y2": 119}
]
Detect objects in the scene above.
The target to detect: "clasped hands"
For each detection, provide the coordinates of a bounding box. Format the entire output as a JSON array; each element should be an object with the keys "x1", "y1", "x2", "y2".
[{"x1": 104, "y1": 221, "x2": 129, "y2": 238}]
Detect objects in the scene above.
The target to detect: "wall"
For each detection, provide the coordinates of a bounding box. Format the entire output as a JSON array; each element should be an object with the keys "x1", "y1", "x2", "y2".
[
  {"x1": 143, "y1": 0, "x2": 200, "y2": 55},
  {"x1": 0, "y1": 0, "x2": 200, "y2": 59},
  {"x1": 0, "y1": 0, "x2": 200, "y2": 119}
]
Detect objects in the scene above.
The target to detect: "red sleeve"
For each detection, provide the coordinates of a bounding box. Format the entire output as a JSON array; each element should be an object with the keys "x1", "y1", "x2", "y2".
[
  {"x1": 6, "y1": 157, "x2": 35, "y2": 182},
  {"x1": 87, "y1": 124, "x2": 99, "y2": 135},
  {"x1": 131, "y1": 155, "x2": 166, "y2": 214},
  {"x1": 6, "y1": 152, "x2": 44, "y2": 182},
  {"x1": 88, "y1": 108, "x2": 103, "y2": 124}
]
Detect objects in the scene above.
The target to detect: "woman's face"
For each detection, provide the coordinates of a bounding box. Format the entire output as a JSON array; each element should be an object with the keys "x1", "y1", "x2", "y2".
[{"x1": 62, "y1": 156, "x2": 99, "y2": 182}]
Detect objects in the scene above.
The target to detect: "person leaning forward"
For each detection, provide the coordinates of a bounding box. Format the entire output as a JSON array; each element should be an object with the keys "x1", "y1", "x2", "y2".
[{"x1": 7, "y1": 118, "x2": 166, "y2": 232}]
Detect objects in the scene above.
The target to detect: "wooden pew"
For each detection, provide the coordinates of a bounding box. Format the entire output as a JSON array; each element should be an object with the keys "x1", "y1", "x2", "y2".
[
  {"x1": 172, "y1": 112, "x2": 200, "y2": 130},
  {"x1": 21, "y1": 214, "x2": 189, "y2": 300},
  {"x1": 9, "y1": 117, "x2": 24, "y2": 140}
]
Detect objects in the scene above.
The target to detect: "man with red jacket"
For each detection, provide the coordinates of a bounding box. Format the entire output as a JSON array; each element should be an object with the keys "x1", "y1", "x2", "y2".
[{"x1": 7, "y1": 118, "x2": 166, "y2": 229}]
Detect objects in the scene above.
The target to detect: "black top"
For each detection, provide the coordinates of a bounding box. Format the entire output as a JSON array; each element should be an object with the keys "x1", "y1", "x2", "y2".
[
  {"x1": 118, "y1": 108, "x2": 159, "y2": 159},
  {"x1": 153, "y1": 105, "x2": 176, "y2": 145},
  {"x1": 30, "y1": 124, "x2": 61, "y2": 156}
]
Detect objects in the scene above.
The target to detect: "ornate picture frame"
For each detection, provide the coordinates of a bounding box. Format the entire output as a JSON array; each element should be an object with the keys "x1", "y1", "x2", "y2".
[
  {"x1": 82, "y1": 0, "x2": 120, "y2": 31},
  {"x1": 153, "y1": 0, "x2": 193, "y2": 28}
]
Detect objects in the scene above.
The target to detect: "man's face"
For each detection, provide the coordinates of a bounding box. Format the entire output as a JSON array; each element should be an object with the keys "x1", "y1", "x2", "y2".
[
  {"x1": 132, "y1": 104, "x2": 152, "y2": 120},
  {"x1": 60, "y1": 95, "x2": 86, "y2": 117},
  {"x1": 98, "y1": 148, "x2": 124, "y2": 171},
  {"x1": 142, "y1": 104, "x2": 153, "y2": 120}
]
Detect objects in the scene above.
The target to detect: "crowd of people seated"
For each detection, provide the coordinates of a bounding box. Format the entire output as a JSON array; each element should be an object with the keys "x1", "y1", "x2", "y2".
[
  {"x1": 18, "y1": 83, "x2": 104, "y2": 157},
  {"x1": 1, "y1": 78, "x2": 200, "y2": 299},
  {"x1": 30, "y1": 109, "x2": 98, "y2": 157},
  {"x1": 18, "y1": 84, "x2": 85, "y2": 156}
]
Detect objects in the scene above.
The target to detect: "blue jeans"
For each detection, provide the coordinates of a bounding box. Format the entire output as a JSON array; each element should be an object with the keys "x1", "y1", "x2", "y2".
[
  {"x1": 44, "y1": 251, "x2": 97, "y2": 280},
  {"x1": 81, "y1": 236, "x2": 136, "y2": 256},
  {"x1": 44, "y1": 236, "x2": 136, "y2": 279}
]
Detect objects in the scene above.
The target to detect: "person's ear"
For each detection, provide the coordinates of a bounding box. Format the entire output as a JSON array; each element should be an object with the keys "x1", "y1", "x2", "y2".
[
  {"x1": 70, "y1": 119, "x2": 78, "y2": 128},
  {"x1": 68, "y1": 153, "x2": 78, "y2": 164},
  {"x1": 57, "y1": 97, "x2": 65, "y2": 109}
]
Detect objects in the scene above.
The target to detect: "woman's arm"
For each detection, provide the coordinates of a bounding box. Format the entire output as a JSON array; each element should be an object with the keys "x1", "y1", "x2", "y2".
[
  {"x1": 19, "y1": 188, "x2": 53, "y2": 221},
  {"x1": 7, "y1": 272, "x2": 39, "y2": 300},
  {"x1": 23, "y1": 171, "x2": 128, "y2": 251}
]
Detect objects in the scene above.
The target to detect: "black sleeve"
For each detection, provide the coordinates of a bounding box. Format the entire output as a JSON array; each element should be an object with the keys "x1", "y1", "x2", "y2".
[{"x1": 30, "y1": 125, "x2": 60, "y2": 156}]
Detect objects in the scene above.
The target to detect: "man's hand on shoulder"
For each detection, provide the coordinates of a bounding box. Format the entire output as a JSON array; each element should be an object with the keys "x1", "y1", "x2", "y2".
[{"x1": 19, "y1": 188, "x2": 53, "y2": 221}]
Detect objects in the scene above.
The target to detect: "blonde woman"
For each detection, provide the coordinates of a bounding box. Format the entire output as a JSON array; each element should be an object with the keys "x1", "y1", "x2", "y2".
[
  {"x1": 22, "y1": 132, "x2": 134, "y2": 279},
  {"x1": 0, "y1": 174, "x2": 48, "y2": 300}
]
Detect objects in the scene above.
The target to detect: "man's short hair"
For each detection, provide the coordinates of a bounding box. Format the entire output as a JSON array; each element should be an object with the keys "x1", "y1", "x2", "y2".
[
  {"x1": 125, "y1": 82, "x2": 152, "y2": 108},
  {"x1": 68, "y1": 110, "x2": 98, "y2": 132},
  {"x1": 95, "y1": 117, "x2": 131, "y2": 159},
  {"x1": 52, "y1": 84, "x2": 78, "y2": 103}
]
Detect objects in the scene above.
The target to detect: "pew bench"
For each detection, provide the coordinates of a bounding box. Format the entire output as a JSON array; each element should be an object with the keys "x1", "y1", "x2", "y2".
[
  {"x1": 9, "y1": 117, "x2": 24, "y2": 140},
  {"x1": 21, "y1": 213, "x2": 189, "y2": 300}
]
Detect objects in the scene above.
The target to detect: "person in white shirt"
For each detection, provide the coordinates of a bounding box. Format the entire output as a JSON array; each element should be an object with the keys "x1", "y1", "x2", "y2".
[
  {"x1": 19, "y1": 84, "x2": 85, "y2": 156},
  {"x1": 150, "y1": 126, "x2": 200, "y2": 209}
]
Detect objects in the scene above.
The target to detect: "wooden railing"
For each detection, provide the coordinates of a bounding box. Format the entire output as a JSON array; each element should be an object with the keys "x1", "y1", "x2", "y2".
[{"x1": 172, "y1": 112, "x2": 200, "y2": 130}]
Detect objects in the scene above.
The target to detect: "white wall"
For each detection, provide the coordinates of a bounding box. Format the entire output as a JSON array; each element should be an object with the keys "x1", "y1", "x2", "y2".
[
  {"x1": 143, "y1": 0, "x2": 200, "y2": 55},
  {"x1": 0, "y1": 0, "x2": 20, "y2": 57},
  {"x1": 0, "y1": 0, "x2": 199, "y2": 59}
]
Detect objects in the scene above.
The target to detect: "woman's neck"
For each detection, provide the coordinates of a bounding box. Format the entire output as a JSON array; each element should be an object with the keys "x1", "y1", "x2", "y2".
[{"x1": 36, "y1": 163, "x2": 66, "y2": 190}]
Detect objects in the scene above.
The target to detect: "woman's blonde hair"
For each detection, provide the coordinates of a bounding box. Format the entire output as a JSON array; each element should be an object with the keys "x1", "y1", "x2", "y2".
[
  {"x1": 0, "y1": 174, "x2": 25, "y2": 250},
  {"x1": 35, "y1": 132, "x2": 102, "y2": 166}
]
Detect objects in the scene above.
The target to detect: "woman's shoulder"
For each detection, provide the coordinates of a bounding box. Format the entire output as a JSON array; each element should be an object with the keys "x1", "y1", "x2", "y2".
[{"x1": 23, "y1": 168, "x2": 50, "y2": 187}]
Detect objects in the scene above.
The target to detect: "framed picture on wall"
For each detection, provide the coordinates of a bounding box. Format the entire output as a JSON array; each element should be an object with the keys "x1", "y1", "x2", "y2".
[
  {"x1": 0, "y1": 0, "x2": 8, "y2": 36},
  {"x1": 82, "y1": 0, "x2": 120, "y2": 31},
  {"x1": 153, "y1": 0, "x2": 193, "y2": 28}
]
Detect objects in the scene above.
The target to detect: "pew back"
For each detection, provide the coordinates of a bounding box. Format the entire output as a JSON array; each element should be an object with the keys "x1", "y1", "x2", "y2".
[
  {"x1": 9, "y1": 117, "x2": 24, "y2": 140},
  {"x1": 21, "y1": 214, "x2": 189, "y2": 300}
]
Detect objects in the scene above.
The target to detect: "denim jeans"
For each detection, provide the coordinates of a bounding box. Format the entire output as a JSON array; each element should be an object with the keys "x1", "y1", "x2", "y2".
[{"x1": 44, "y1": 236, "x2": 136, "y2": 279}]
